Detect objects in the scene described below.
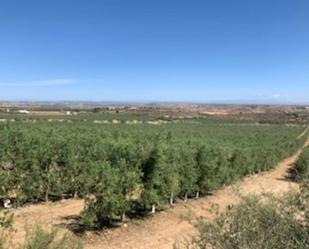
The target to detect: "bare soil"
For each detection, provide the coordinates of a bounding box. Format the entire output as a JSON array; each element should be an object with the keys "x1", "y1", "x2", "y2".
[{"x1": 9, "y1": 136, "x2": 309, "y2": 249}]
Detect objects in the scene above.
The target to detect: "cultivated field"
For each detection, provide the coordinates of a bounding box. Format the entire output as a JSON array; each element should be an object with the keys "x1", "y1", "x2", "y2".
[{"x1": 0, "y1": 107, "x2": 309, "y2": 248}]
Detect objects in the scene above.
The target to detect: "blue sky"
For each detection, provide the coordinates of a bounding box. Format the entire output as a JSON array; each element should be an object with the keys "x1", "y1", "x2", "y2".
[{"x1": 0, "y1": 0, "x2": 308, "y2": 103}]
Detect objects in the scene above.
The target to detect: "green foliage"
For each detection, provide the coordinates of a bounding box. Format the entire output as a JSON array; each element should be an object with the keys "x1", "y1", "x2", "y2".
[
  {"x1": 0, "y1": 211, "x2": 13, "y2": 230},
  {"x1": 295, "y1": 147, "x2": 309, "y2": 179},
  {"x1": 179, "y1": 147, "x2": 198, "y2": 199},
  {"x1": 0, "y1": 210, "x2": 14, "y2": 249},
  {"x1": 0, "y1": 122, "x2": 305, "y2": 228},
  {"x1": 194, "y1": 192, "x2": 309, "y2": 249},
  {"x1": 191, "y1": 149, "x2": 309, "y2": 249},
  {"x1": 21, "y1": 228, "x2": 82, "y2": 249},
  {"x1": 80, "y1": 161, "x2": 134, "y2": 228}
]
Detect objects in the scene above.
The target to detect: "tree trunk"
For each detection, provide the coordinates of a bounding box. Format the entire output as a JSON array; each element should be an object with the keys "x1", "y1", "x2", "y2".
[
  {"x1": 45, "y1": 187, "x2": 49, "y2": 202},
  {"x1": 184, "y1": 193, "x2": 188, "y2": 202},
  {"x1": 45, "y1": 176, "x2": 50, "y2": 202},
  {"x1": 196, "y1": 191, "x2": 199, "y2": 199},
  {"x1": 74, "y1": 191, "x2": 78, "y2": 199},
  {"x1": 121, "y1": 212, "x2": 126, "y2": 222},
  {"x1": 45, "y1": 166, "x2": 51, "y2": 202},
  {"x1": 151, "y1": 204, "x2": 156, "y2": 214},
  {"x1": 169, "y1": 193, "x2": 174, "y2": 206}
]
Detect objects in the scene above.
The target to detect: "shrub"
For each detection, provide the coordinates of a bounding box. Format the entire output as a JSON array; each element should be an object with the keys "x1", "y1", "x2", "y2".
[
  {"x1": 1, "y1": 214, "x2": 82, "y2": 249},
  {"x1": 0, "y1": 210, "x2": 13, "y2": 249},
  {"x1": 191, "y1": 197, "x2": 309, "y2": 249},
  {"x1": 192, "y1": 188, "x2": 309, "y2": 249},
  {"x1": 294, "y1": 147, "x2": 309, "y2": 179},
  {"x1": 20, "y1": 227, "x2": 83, "y2": 249}
]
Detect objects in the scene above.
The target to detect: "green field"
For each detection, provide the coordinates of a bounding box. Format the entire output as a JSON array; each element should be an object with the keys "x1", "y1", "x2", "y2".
[{"x1": 0, "y1": 118, "x2": 306, "y2": 228}]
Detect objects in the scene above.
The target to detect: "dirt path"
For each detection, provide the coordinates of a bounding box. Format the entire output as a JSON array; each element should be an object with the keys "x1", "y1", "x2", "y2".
[
  {"x1": 297, "y1": 126, "x2": 309, "y2": 139},
  {"x1": 10, "y1": 134, "x2": 309, "y2": 249}
]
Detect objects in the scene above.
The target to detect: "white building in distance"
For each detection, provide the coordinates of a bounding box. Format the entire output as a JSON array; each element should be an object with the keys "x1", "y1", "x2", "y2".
[{"x1": 18, "y1": 110, "x2": 30, "y2": 114}]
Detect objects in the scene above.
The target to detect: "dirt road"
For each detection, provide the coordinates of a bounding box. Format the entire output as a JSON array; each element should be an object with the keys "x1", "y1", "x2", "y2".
[{"x1": 10, "y1": 135, "x2": 309, "y2": 249}]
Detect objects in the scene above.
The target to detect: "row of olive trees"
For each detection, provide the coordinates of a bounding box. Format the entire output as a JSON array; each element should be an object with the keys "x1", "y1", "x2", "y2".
[
  {"x1": 190, "y1": 139, "x2": 309, "y2": 249},
  {"x1": 0, "y1": 123, "x2": 305, "y2": 228}
]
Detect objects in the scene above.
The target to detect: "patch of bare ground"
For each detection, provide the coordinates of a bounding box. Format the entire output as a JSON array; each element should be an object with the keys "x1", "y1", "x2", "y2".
[
  {"x1": 10, "y1": 199, "x2": 84, "y2": 247},
  {"x1": 9, "y1": 134, "x2": 309, "y2": 249}
]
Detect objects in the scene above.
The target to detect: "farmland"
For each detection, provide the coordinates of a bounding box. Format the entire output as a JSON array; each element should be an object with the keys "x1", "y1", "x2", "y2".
[
  {"x1": 0, "y1": 108, "x2": 309, "y2": 248},
  {"x1": 2, "y1": 0, "x2": 309, "y2": 247}
]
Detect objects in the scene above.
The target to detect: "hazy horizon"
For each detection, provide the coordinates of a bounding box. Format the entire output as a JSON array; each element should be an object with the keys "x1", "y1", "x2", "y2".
[{"x1": 1, "y1": 99, "x2": 308, "y2": 106}]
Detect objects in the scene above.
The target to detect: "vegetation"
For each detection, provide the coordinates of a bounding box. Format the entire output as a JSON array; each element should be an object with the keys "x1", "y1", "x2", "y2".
[
  {"x1": 193, "y1": 191, "x2": 309, "y2": 249},
  {"x1": 0, "y1": 210, "x2": 13, "y2": 249},
  {"x1": 190, "y1": 141, "x2": 309, "y2": 249},
  {"x1": 0, "y1": 213, "x2": 82, "y2": 249},
  {"x1": 21, "y1": 228, "x2": 82, "y2": 249},
  {"x1": 0, "y1": 121, "x2": 306, "y2": 229},
  {"x1": 294, "y1": 147, "x2": 309, "y2": 179}
]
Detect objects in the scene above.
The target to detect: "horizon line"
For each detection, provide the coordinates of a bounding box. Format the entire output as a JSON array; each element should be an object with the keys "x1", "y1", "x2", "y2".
[{"x1": 0, "y1": 99, "x2": 308, "y2": 106}]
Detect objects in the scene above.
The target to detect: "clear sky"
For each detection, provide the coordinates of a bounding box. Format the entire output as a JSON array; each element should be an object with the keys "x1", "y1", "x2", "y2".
[{"x1": 0, "y1": 0, "x2": 308, "y2": 103}]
